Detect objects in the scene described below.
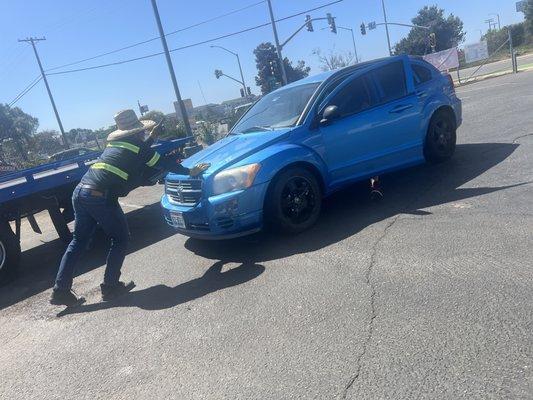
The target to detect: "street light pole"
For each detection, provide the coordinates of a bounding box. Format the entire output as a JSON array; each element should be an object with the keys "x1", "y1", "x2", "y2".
[
  {"x1": 381, "y1": 0, "x2": 392, "y2": 56},
  {"x1": 210, "y1": 45, "x2": 247, "y2": 95},
  {"x1": 266, "y1": 0, "x2": 288, "y2": 85},
  {"x1": 150, "y1": 0, "x2": 192, "y2": 137},
  {"x1": 338, "y1": 26, "x2": 359, "y2": 63},
  {"x1": 18, "y1": 37, "x2": 69, "y2": 148}
]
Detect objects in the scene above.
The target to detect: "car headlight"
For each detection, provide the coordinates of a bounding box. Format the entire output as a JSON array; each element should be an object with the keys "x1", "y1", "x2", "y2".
[{"x1": 213, "y1": 163, "x2": 261, "y2": 195}]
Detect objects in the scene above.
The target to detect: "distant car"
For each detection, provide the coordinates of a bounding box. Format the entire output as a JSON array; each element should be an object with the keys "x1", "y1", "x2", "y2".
[
  {"x1": 49, "y1": 147, "x2": 96, "y2": 162},
  {"x1": 161, "y1": 55, "x2": 462, "y2": 239}
]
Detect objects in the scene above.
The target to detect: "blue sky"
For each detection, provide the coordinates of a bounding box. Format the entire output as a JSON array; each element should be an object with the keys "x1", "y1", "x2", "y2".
[{"x1": 0, "y1": 0, "x2": 524, "y2": 131}]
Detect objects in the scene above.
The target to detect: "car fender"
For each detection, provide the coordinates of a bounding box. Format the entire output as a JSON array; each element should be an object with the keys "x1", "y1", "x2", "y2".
[
  {"x1": 420, "y1": 91, "x2": 456, "y2": 136},
  {"x1": 236, "y1": 143, "x2": 329, "y2": 192}
]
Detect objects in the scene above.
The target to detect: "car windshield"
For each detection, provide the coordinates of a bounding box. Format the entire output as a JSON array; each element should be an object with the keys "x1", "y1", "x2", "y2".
[{"x1": 232, "y1": 82, "x2": 320, "y2": 134}]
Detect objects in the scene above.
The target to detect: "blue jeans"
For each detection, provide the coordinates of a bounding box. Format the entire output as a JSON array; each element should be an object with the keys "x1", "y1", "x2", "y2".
[{"x1": 54, "y1": 185, "x2": 129, "y2": 291}]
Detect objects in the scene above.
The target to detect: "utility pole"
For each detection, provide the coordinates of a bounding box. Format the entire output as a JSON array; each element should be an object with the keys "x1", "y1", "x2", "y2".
[
  {"x1": 381, "y1": 0, "x2": 392, "y2": 56},
  {"x1": 150, "y1": 0, "x2": 192, "y2": 137},
  {"x1": 18, "y1": 37, "x2": 69, "y2": 148},
  {"x1": 266, "y1": 0, "x2": 288, "y2": 85},
  {"x1": 489, "y1": 13, "x2": 501, "y2": 30}
]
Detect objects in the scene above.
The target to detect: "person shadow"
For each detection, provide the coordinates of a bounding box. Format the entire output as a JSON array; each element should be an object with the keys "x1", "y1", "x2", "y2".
[{"x1": 57, "y1": 260, "x2": 264, "y2": 317}]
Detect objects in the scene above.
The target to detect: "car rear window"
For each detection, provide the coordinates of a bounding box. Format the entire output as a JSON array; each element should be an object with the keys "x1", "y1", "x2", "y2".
[
  {"x1": 412, "y1": 63, "x2": 433, "y2": 85},
  {"x1": 372, "y1": 61, "x2": 407, "y2": 103}
]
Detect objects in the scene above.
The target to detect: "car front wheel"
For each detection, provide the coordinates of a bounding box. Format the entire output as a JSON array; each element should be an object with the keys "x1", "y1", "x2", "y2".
[{"x1": 266, "y1": 167, "x2": 322, "y2": 234}]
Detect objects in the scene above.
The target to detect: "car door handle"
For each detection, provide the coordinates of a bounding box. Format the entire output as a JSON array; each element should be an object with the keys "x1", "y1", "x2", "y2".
[
  {"x1": 389, "y1": 104, "x2": 413, "y2": 113},
  {"x1": 416, "y1": 90, "x2": 427, "y2": 98}
]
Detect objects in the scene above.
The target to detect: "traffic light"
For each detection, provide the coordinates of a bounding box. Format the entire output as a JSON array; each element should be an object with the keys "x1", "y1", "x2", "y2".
[
  {"x1": 429, "y1": 33, "x2": 436, "y2": 50},
  {"x1": 269, "y1": 60, "x2": 277, "y2": 76},
  {"x1": 360, "y1": 23, "x2": 366, "y2": 35},
  {"x1": 305, "y1": 15, "x2": 314, "y2": 32},
  {"x1": 327, "y1": 13, "x2": 337, "y2": 34},
  {"x1": 214, "y1": 69, "x2": 223, "y2": 79},
  {"x1": 240, "y1": 88, "x2": 245, "y2": 98}
]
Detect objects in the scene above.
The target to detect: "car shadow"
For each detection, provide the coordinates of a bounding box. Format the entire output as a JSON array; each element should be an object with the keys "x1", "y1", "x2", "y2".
[
  {"x1": 56, "y1": 260, "x2": 265, "y2": 317},
  {"x1": 184, "y1": 142, "x2": 526, "y2": 264},
  {"x1": 0, "y1": 142, "x2": 524, "y2": 312}
]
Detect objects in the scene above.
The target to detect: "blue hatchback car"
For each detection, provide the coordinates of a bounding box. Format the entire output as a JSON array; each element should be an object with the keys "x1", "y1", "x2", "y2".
[{"x1": 161, "y1": 55, "x2": 462, "y2": 239}]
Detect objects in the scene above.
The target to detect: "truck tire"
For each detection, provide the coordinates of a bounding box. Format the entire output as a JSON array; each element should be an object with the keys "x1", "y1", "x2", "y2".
[
  {"x1": 265, "y1": 167, "x2": 322, "y2": 234},
  {"x1": 0, "y1": 223, "x2": 21, "y2": 282},
  {"x1": 424, "y1": 109, "x2": 457, "y2": 163}
]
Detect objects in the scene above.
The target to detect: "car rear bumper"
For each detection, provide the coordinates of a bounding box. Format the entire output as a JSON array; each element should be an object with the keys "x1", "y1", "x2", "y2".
[{"x1": 160, "y1": 181, "x2": 269, "y2": 240}]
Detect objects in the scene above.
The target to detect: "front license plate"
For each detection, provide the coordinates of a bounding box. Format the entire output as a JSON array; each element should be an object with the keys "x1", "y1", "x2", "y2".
[{"x1": 171, "y1": 212, "x2": 186, "y2": 229}]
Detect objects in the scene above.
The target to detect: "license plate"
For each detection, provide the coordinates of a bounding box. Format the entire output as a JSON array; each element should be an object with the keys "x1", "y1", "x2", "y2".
[{"x1": 171, "y1": 212, "x2": 186, "y2": 229}]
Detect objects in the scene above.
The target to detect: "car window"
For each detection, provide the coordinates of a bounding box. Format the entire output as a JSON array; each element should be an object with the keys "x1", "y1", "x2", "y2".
[
  {"x1": 412, "y1": 63, "x2": 433, "y2": 86},
  {"x1": 329, "y1": 75, "x2": 373, "y2": 117},
  {"x1": 372, "y1": 61, "x2": 407, "y2": 103}
]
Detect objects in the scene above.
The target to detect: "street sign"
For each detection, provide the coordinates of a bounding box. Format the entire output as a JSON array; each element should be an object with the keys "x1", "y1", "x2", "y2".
[
  {"x1": 516, "y1": 0, "x2": 527, "y2": 12},
  {"x1": 464, "y1": 41, "x2": 489, "y2": 63},
  {"x1": 368, "y1": 21, "x2": 377, "y2": 30},
  {"x1": 423, "y1": 47, "x2": 459, "y2": 71},
  {"x1": 140, "y1": 105, "x2": 149, "y2": 114}
]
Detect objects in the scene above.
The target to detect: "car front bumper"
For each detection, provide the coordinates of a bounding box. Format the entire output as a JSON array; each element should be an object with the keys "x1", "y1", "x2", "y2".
[{"x1": 160, "y1": 181, "x2": 269, "y2": 240}]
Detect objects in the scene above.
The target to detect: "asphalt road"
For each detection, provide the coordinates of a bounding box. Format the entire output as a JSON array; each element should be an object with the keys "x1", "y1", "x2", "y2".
[{"x1": 1, "y1": 71, "x2": 532, "y2": 399}]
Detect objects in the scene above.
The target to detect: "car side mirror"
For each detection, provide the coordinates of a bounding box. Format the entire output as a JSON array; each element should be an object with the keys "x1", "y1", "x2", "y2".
[{"x1": 320, "y1": 105, "x2": 340, "y2": 125}]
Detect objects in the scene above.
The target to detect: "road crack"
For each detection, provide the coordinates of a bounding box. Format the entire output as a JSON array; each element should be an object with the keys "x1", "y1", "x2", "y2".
[
  {"x1": 512, "y1": 132, "x2": 533, "y2": 144},
  {"x1": 342, "y1": 173, "x2": 446, "y2": 399},
  {"x1": 342, "y1": 214, "x2": 400, "y2": 399}
]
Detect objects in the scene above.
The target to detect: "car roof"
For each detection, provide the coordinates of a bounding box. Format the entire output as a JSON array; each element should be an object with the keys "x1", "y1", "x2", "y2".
[{"x1": 279, "y1": 55, "x2": 405, "y2": 91}]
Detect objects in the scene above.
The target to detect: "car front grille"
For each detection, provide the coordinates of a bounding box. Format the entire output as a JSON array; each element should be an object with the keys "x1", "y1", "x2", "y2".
[{"x1": 166, "y1": 179, "x2": 202, "y2": 206}]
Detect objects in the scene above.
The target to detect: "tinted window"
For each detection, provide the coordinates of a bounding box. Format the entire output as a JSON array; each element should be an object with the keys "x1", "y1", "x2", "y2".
[
  {"x1": 412, "y1": 63, "x2": 433, "y2": 85},
  {"x1": 330, "y1": 76, "x2": 373, "y2": 117},
  {"x1": 372, "y1": 61, "x2": 407, "y2": 103}
]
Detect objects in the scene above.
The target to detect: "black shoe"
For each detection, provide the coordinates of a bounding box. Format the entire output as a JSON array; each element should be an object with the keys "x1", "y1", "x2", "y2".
[
  {"x1": 100, "y1": 281, "x2": 136, "y2": 301},
  {"x1": 50, "y1": 289, "x2": 85, "y2": 307},
  {"x1": 370, "y1": 189, "x2": 384, "y2": 202}
]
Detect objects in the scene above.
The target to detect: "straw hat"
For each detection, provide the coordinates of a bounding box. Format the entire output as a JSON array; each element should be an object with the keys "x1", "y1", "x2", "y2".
[{"x1": 107, "y1": 109, "x2": 156, "y2": 141}]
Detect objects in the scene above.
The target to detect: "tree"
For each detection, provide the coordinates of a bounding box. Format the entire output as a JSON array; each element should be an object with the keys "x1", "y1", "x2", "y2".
[
  {"x1": 0, "y1": 104, "x2": 39, "y2": 162},
  {"x1": 394, "y1": 6, "x2": 465, "y2": 55},
  {"x1": 140, "y1": 110, "x2": 186, "y2": 139},
  {"x1": 482, "y1": 23, "x2": 526, "y2": 55},
  {"x1": 526, "y1": 0, "x2": 533, "y2": 35},
  {"x1": 254, "y1": 42, "x2": 310, "y2": 94},
  {"x1": 33, "y1": 130, "x2": 63, "y2": 156},
  {"x1": 312, "y1": 48, "x2": 355, "y2": 71}
]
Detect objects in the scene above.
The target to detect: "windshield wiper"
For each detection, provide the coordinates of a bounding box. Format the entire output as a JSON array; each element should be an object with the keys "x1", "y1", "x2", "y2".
[{"x1": 239, "y1": 126, "x2": 273, "y2": 134}]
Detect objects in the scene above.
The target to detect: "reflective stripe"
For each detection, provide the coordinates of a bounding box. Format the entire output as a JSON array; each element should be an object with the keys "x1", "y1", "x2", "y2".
[
  {"x1": 146, "y1": 152, "x2": 161, "y2": 167},
  {"x1": 91, "y1": 162, "x2": 129, "y2": 180},
  {"x1": 107, "y1": 141, "x2": 140, "y2": 154}
]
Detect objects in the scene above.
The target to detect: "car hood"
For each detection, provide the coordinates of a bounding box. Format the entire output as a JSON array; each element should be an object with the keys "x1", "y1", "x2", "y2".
[{"x1": 181, "y1": 128, "x2": 292, "y2": 174}]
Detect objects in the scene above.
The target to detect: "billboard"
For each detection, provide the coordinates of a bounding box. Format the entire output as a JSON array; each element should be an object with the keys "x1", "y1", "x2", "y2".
[
  {"x1": 464, "y1": 41, "x2": 489, "y2": 63},
  {"x1": 423, "y1": 47, "x2": 459, "y2": 71}
]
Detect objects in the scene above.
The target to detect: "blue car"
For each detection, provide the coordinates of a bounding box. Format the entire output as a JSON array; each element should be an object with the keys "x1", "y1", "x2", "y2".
[{"x1": 161, "y1": 55, "x2": 462, "y2": 239}]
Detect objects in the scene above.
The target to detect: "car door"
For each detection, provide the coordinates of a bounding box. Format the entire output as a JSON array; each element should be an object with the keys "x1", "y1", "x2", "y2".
[
  {"x1": 317, "y1": 71, "x2": 381, "y2": 185},
  {"x1": 367, "y1": 57, "x2": 425, "y2": 166}
]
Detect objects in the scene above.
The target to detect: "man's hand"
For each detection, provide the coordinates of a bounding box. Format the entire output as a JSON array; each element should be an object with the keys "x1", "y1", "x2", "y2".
[
  {"x1": 148, "y1": 118, "x2": 165, "y2": 139},
  {"x1": 190, "y1": 163, "x2": 211, "y2": 177}
]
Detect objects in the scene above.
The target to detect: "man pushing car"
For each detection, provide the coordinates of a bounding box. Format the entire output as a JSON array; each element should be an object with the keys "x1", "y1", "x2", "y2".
[{"x1": 50, "y1": 109, "x2": 209, "y2": 307}]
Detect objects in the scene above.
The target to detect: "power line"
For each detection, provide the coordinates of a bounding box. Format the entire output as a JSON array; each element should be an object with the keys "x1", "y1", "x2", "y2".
[
  {"x1": 45, "y1": 0, "x2": 266, "y2": 73},
  {"x1": 8, "y1": 76, "x2": 42, "y2": 107},
  {"x1": 47, "y1": 0, "x2": 344, "y2": 77}
]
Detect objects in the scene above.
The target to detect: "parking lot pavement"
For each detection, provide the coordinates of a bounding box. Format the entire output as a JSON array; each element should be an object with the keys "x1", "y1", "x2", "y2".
[{"x1": 1, "y1": 71, "x2": 532, "y2": 399}]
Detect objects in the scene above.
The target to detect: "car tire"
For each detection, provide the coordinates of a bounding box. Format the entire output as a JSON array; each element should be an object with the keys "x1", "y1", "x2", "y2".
[
  {"x1": 265, "y1": 167, "x2": 322, "y2": 234},
  {"x1": 0, "y1": 223, "x2": 21, "y2": 283},
  {"x1": 424, "y1": 109, "x2": 457, "y2": 163}
]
